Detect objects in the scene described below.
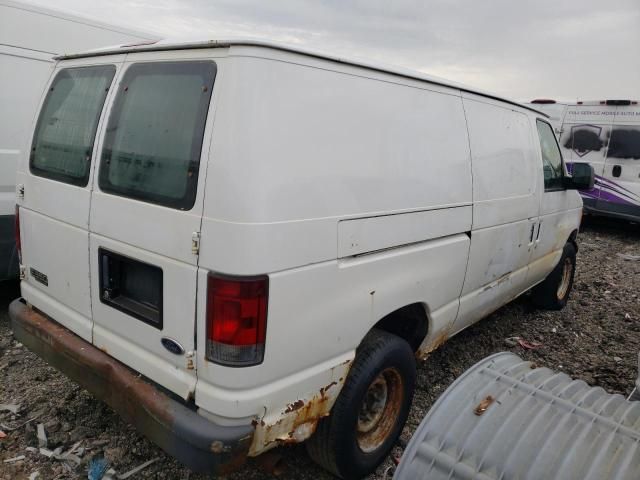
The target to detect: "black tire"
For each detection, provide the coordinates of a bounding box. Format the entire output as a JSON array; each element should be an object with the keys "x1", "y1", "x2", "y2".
[
  {"x1": 306, "y1": 329, "x2": 416, "y2": 479},
  {"x1": 531, "y1": 242, "x2": 576, "y2": 310}
]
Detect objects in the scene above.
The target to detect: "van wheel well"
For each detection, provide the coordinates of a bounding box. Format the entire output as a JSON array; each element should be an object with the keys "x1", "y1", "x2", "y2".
[
  {"x1": 369, "y1": 304, "x2": 428, "y2": 353},
  {"x1": 568, "y1": 229, "x2": 578, "y2": 252}
]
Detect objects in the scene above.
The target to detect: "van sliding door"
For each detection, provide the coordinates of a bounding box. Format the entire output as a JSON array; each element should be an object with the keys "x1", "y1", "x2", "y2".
[
  {"x1": 89, "y1": 56, "x2": 217, "y2": 399},
  {"x1": 453, "y1": 96, "x2": 539, "y2": 333}
]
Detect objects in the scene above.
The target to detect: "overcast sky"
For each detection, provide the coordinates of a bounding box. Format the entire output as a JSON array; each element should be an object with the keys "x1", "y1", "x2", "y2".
[{"x1": 27, "y1": 0, "x2": 640, "y2": 102}]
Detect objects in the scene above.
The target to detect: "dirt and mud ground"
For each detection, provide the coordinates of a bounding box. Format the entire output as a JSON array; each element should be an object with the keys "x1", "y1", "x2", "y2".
[{"x1": 1, "y1": 216, "x2": 639, "y2": 480}]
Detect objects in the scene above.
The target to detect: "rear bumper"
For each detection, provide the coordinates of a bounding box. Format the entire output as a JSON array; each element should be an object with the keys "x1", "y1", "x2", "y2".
[
  {"x1": 0, "y1": 214, "x2": 18, "y2": 281},
  {"x1": 9, "y1": 298, "x2": 254, "y2": 474}
]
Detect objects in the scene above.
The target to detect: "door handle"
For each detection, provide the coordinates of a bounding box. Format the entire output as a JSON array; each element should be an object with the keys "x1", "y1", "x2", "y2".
[
  {"x1": 613, "y1": 165, "x2": 622, "y2": 178},
  {"x1": 530, "y1": 224, "x2": 536, "y2": 243}
]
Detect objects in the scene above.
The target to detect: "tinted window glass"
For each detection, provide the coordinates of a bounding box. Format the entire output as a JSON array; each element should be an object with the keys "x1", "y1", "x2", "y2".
[
  {"x1": 537, "y1": 120, "x2": 564, "y2": 190},
  {"x1": 30, "y1": 66, "x2": 115, "y2": 186},
  {"x1": 99, "y1": 61, "x2": 216, "y2": 210},
  {"x1": 608, "y1": 127, "x2": 640, "y2": 160}
]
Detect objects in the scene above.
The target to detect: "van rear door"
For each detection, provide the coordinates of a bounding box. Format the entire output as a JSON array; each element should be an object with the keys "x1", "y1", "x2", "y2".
[
  {"x1": 17, "y1": 59, "x2": 120, "y2": 341},
  {"x1": 88, "y1": 54, "x2": 217, "y2": 399}
]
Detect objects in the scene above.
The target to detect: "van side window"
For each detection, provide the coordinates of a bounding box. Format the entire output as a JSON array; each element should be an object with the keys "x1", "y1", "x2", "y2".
[
  {"x1": 536, "y1": 120, "x2": 564, "y2": 191},
  {"x1": 98, "y1": 61, "x2": 216, "y2": 210},
  {"x1": 30, "y1": 66, "x2": 115, "y2": 186}
]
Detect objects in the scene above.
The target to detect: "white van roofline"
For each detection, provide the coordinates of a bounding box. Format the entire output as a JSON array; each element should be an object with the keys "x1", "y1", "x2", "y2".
[
  {"x1": 54, "y1": 37, "x2": 547, "y2": 117},
  {"x1": 0, "y1": 0, "x2": 159, "y2": 41}
]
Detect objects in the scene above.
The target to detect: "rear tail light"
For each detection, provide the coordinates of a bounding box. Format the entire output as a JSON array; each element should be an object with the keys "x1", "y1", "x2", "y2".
[
  {"x1": 206, "y1": 273, "x2": 268, "y2": 366},
  {"x1": 14, "y1": 205, "x2": 21, "y2": 263}
]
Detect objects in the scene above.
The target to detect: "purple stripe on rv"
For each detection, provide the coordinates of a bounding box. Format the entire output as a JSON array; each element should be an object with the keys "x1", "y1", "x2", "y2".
[
  {"x1": 595, "y1": 180, "x2": 640, "y2": 204},
  {"x1": 596, "y1": 190, "x2": 635, "y2": 206},
  {"x1": 595, "y1": 175, "x2": 638, "y2": 198}
]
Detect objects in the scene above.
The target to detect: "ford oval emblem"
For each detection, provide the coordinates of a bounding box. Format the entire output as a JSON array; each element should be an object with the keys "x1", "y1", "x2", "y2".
[{"x1": 161, "y1": 337, "x2": 185, "y2": 355}]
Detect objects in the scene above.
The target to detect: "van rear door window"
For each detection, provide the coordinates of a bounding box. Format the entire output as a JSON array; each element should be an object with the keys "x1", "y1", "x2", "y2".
[
  {"x1": 536, "y1": 120, "x2": 565, "y2": 191},
  {"x1": 98, "y1": 61, "x2": 216, "y2": 210},
  {"x1": 30, "y1": 65, "x2": 115, "y2": 186}
]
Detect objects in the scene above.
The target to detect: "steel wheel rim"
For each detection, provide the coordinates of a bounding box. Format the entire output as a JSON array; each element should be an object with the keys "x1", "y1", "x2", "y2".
[
  {"x1": 557, "y1": 257, "x2": 572, "y2": 300},
  {"x1": 356, "y1": 367, "x2": 404, "y2": 453}
]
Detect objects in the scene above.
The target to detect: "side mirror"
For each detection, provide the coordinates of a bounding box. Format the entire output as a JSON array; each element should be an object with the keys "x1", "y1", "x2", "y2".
[{"x1": 565, "y1": 162, "x2": 595, "y2": 190}]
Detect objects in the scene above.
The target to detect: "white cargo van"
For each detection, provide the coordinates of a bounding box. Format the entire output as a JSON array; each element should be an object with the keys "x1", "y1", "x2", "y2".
[
  {"x1": 0, "y1": 0, "x2": 158, "y2": 281},
  {"x1": 527, "y1": 99, "x2": 640, "y2": 222},
  {"x1": 10, "y1": 39, "x2": 593, "y2": 478}
]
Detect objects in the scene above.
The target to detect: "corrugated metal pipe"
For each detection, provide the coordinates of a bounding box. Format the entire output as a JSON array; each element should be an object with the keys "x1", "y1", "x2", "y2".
[
  {"x1": 629, "y1": 353, "x2": 640, "y2": 402},
  {"x1": 394, "y1": 352, "x2": 640, "y2": 480}
]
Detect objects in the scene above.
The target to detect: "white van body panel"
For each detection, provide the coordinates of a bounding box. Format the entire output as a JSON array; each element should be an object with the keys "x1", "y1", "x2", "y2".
[
  {"x1": 200, "y1": 51, "x2": 472, "y2": 275},
  {"x1": 17, "y1": 41, "x2": 583, "y2": 454}
]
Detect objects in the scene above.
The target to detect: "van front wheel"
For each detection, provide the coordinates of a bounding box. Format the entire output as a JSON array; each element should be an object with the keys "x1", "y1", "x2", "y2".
[
  {"x1": 531, "y1": 242, "x2": 576, "y2": 310},
  {"x1": 306, "y1": 329, "x2": 416, "y2": 479}
]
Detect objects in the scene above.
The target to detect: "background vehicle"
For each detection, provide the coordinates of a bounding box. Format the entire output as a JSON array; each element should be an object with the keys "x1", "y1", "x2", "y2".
[
  {"x1": 527, "y1": 99, "x2": 640, "y2": 222},
  {"x1": 11, "y1": 39, "x2": 592, "y2": 478},
  {"x1": 0, "y1": 0, "x2": 158, "y2": 281}
]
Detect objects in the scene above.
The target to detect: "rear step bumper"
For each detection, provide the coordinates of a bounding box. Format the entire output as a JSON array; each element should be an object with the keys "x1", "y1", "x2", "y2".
[{"x1": 9, "y1": 298, "x2": 254, "y2": 474}]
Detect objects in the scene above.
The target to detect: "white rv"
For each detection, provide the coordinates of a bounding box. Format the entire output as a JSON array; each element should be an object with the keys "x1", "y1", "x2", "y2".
[
  {"x1": 10, "y1": 39, "x2": 593, "y2": 478},
  {"x1": 527, "y1": 99, "x2": 640, "y2": 222},
  {"x1": 0, "y1": 0, "x2": 158, "y2": 281}
]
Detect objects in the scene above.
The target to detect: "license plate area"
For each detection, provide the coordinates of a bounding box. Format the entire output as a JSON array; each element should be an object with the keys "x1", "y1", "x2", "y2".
[{"x1": 99, "y1": 248, "x2": 163, "y2": 329}]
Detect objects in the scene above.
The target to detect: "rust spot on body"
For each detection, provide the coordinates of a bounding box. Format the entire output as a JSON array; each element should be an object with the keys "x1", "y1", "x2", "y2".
[
  {"x1": 249, "y1": 358, "x2": 354, "y2": 455},
  {"x1": 320, "y1": 382, "x2": 338, "y2": 397},
  {"x1": 474, "y1": 395, "x2": 495, "y2": 416},
  {"x1": 284, "y1": 399, "x2": 304, "y2": 414},
  {"x1": 418, "y1": 329, "x2": 449, "y2": 360}
]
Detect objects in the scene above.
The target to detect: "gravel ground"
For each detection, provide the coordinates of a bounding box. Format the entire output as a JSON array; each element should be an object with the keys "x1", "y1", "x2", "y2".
[{"x1": 1, "y1": 216, "x2": 639, "y2": 479}]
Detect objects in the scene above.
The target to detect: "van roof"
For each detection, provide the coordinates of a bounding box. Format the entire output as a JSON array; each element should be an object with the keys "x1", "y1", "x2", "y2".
[
  {"x1": 54, "y1": 37, "x2": 547, "y2": 117},
  {"x1": 530, "y1": 100, "x2": 638, "y2": 107},
  {"x1": 1, "y1": 0, "x2": 159, "y2": 41}
]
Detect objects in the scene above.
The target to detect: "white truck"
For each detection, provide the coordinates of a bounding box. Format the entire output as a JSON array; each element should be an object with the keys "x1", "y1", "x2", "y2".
[
  {"x1": 10, "y1": 39, "x2": 593, "y2": 478},
  {"x1": 527, "y1": 99, "x2": 640, "y2": 222},
  {"x1": 0, "y1": 0, "x2": 158, "y2": 281}
]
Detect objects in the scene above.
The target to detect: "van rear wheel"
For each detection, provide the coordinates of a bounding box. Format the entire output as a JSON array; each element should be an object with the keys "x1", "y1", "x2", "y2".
[
  {"x1": 531, "y1": 242, "x2": 576, "y2": 310},
  {"x1": 306, "y1": 329, "x2": 415, "y2": 479}
]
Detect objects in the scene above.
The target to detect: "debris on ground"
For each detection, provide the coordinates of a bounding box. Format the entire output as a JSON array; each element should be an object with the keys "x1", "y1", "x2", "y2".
[
  {"x1": 114, "y1": 457, "x2": 160, "y2": 479},
  {"x1": 517, "y1": 339, "x2": 543, "y2": 350},
  {"x1": 504, "y1": 336, "x2": 520, "y2": 347},
  {"x1": 36, "y1": 423, "x2": 47, "y2": 448},
  {"x1": 87, "y1": 457, "x2": 110, "y2": 480},
  {"x1": 617, "y1": 253, "x2": 640, "y2": 261},
  {"x1": 504, "y1": 336, "x2": 543, "y2": 349},
  {"x1": 3, "y1": 455, "x2": 26, "y2": 463},
  {"x1": 1, "y1": 412, "x2": 44, "y2": 431},
  {"x1": 0, "y1": 403, "x2": 20, "y2": 414}
]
